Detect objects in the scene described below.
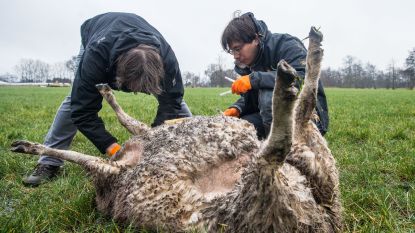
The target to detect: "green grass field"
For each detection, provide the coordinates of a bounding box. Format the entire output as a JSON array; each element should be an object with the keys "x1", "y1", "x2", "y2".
[{"x1": 0, "y1": 87, "x2": 414, "y2": 232}]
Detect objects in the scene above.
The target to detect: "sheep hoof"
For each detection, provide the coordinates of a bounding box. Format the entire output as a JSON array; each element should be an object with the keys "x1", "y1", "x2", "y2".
[
  {"x1": 277, "y1": 60, "x2": 297, "y2": 83},
  {"x1": 11, "y1": 140, "x2": 39, "y2": 154},
  {"x1": 309, "y1": 26, "x2": 323, "y2": 43}
]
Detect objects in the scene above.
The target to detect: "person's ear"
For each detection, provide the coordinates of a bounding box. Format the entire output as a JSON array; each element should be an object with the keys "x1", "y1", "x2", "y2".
[{"x1": 253, "y1": 36, "x2": 260, "y2": 45}]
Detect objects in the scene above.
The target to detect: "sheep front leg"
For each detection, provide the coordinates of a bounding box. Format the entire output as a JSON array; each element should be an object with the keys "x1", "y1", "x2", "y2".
[
  {"x1": 96, "y1": 83, "x2": 150, "y2": 136},
  {"x1": 11, "y1": 140, "x2": 120, "y2": 175},
  {"x1": 259, "y1": 60, "x2": 299, "y2": 165}
]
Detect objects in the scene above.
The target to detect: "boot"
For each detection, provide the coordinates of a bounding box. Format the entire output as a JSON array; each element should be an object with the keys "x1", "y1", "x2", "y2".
[{"x1": 23, "y1": 164, "x2": 60, "y2": 187}]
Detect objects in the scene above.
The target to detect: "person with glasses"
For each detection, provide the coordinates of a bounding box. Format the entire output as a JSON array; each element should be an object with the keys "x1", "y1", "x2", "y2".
[
  {"x1": 222, "y1": 12, "x2": 329, "y2": 139},
  {"x1": 23, "y1": 12, "x2": 192, "y2": 186}
]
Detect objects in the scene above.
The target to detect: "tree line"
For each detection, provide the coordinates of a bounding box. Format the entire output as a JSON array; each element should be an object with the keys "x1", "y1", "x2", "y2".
[
  {"x1": 0, "y1": 56, "x2": 77, "y2": 84},
  {"x1": 1, "y1": 48, "x2": 414, "y2": 89},
  {"x1": 320, "y1": 49, "x2": 415, "y2": 89},
  {"x1": 185, "y1": 49, "x2": 415, "y2": 89}
]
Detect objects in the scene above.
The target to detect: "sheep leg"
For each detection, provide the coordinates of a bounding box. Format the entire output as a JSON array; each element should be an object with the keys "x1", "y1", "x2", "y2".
[
  {"x1": 96, "y1": 84, "x2": 150, "y2": 136},
  {"x1": 259, "y1": 60, "x2": 299, "y2": 164},
  {"x1": 11, "y1": 140, "x2": 120, "y2": 174},
  {"x1": 294, "y1": 27, "x2": 324, "y2": 131},
  {"x1": 288, "y1": 27, "x2": 342, "y2": 230}
]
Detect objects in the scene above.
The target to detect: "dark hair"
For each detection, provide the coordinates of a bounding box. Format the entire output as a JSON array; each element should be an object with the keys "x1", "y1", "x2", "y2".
[
  {"x1": 221, "y1": 11, "x2": 258, "y2": 53},
  {"x1": 116, "y1": 44, "x2": 164, "y2": 95}
]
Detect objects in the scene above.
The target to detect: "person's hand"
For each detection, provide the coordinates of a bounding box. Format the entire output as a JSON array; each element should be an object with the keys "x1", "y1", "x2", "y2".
[
  {"x1": 106, "y1": 143, "x2": 122, "y2": 158},
  {"x1": 223, "y1": 108, "x2": 240, "y2": 117},
  {"x1": 231, "y1": 75, "x2": 251, "y2": 94}
]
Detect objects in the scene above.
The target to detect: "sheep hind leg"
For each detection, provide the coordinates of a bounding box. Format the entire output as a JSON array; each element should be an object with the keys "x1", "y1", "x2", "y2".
[
  {"x1": 294, "y1": 27, "x2": 324, "y2": 132},
  {"x1": 95, "y1": 83, "x2": 150, "y2": 136},
  {"x1": 289, "y1": 27, "x2": 342, "y2": 231},
  {"x1": 259, "y1": 60, "x2": 299, "y2": 165}
]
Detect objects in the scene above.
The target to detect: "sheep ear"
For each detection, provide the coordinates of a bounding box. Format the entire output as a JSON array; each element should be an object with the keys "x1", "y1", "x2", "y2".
[{"x1": 11, "y1": 140, "x2": 120, "y2": 175}]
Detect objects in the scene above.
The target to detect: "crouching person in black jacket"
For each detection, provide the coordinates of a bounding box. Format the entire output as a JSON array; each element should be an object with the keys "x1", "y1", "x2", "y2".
[
  {"x1": 221, "y1": 12, "x2": 329, "y2": 139},
  {"x1": 23, "y1": 12, "x2": 192, "y2": 186}
]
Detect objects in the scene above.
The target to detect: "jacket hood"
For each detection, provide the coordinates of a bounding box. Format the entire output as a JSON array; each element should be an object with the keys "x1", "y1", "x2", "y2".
[{"x1": 242, "y1": 12, "x2": 270, "y2": 68}]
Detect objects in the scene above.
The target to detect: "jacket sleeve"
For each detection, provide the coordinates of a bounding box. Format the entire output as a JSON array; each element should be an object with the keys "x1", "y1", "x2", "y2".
[
  {"x1": 250, "y1": 36, "x2": 307, "y2": 90},
  {"x1": 230, "y1": 96, "x2": 245, "y2": 113},
  {"x1": 70, "y1": 50, "x2": 117, "y2": 154},
  {"x1": 152, "y1": 47, "x2": 184, "y2": 127},
  {"x1": 226, "y1": 65, "x2": 247, "y2": 114}
]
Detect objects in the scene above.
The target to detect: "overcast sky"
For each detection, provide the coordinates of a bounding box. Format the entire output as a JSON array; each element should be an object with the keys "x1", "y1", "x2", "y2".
[{"x1": 0, "y1": 0, "x2": 414, "y2": 77}]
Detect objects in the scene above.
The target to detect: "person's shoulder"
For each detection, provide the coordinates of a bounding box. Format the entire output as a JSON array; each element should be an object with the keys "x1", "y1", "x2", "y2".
[
  {"x1": 269, "y1": 32, "x2": 301, "y2": 41},
  {"x1": 269, "y1": 33, "x2": 304, "y2": 50}
]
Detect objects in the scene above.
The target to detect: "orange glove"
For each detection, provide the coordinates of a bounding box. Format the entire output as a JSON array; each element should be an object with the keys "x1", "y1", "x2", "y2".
[
  {"x1": 231, "y1": 75, "x2": 252, "y2": 94},
  {"x1": 106, "y1": 143, "x2": 121, "y2": 157},
  {"x1": 223, "y1": 108, "x2": 240, "y2": 117}
]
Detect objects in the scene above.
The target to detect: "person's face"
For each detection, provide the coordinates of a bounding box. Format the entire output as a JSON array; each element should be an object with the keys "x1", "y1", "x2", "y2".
[{"x1": 228, "y1": 37, "x2": 259, "y2": 67}]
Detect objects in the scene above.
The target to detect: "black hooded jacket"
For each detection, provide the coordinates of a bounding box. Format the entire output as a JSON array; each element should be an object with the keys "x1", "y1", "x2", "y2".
[
  {"x1": 230, "y1": 13, "x2": 329, "y2": 134},
  {"x1": 71, "y1": 12, "x2": 185, "y2": 153}
]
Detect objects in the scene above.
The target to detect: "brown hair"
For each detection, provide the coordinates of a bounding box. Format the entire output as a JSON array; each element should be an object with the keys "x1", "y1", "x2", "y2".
[{"x1": 116, "y1": 44, "x2": 164, "y2": 95}]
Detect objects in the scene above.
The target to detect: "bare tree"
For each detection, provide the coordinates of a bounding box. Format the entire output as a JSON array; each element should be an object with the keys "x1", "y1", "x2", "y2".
[
  {"x1": 182, "y1": 71, "x2": 201, "y2": 87},
  {"x1": 15, "y1": 59, "x2": 32, "y2": 82},
  {"x1": 191, "y1": 74, "x2": 200, "y2": 87},
  {"x1": 49, "y1": 62, "x2": 73, "y2": 83},
  {"x1": 65, "y1": 55, "x2": 78, "y2": 76},
  {"x1": 35, "y1": 60, "x2": 50, "y2": 83},
  {"x1": 321, "y1": 67, "x2": 343, "y2": 87},
  {"x1": 14, "y1": 59, "x2": 50, "y2": 83},
  {"x1": 387, "y1": 59, "x2": 397, "y2": 89},
  {"x1": 404, "y1": 48, "x2": 415, "y2": 89},
  {"x1": 205, "y1": 63, "x2": 223, "y2": 87},
  {"x1": 352, "y1": 61, "x2": 364, "y2": 88},
  {"x1": 182, "y1": 71, "x2": 192, "y2": 87},
  {"x1": 204, "y1": 55, "x2": 237, "y2": 87},
  {"x1": 321, "y1": 52, "x2": 415, "y2": 89},
  {"x1": 364, "y1": 63, "x2": 377, "y2": 88},
  {"x1": 342, "y1": 55, "x2": 355, "y2": 88}
]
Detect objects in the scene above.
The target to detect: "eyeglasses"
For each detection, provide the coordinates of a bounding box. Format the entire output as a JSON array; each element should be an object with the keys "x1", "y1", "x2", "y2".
[{"x1": 228, "y1": 43, "x2": 247, "y2": 55}]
